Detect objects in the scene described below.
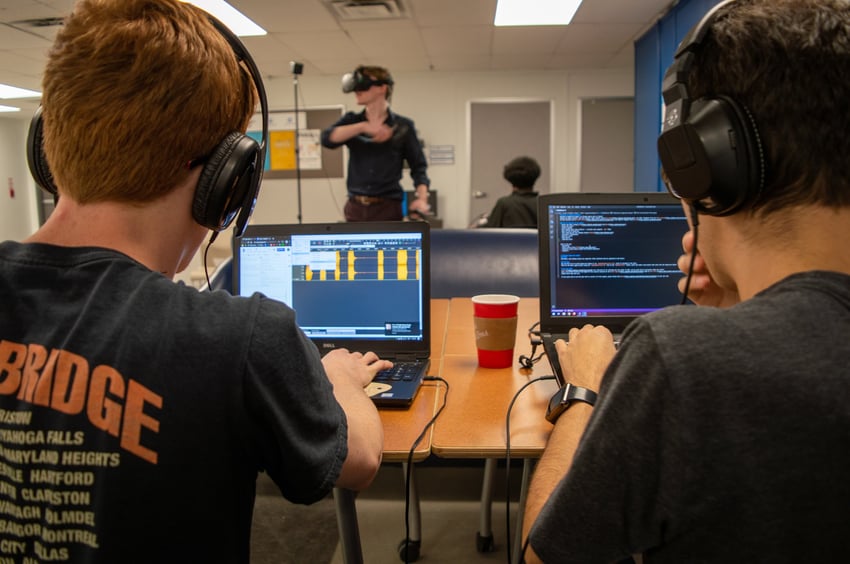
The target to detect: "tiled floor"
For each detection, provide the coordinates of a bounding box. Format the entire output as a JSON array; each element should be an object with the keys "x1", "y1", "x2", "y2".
[{"x1": 252, "y1": 461, "x2": 526, "y2": 564}]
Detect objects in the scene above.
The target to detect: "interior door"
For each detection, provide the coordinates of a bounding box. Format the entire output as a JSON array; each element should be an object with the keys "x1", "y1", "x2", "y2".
[
  {"x1": 580, "y1": 97, "x2": 635, "y2": 192},
  {"x1": 469, "y1": 100, "x2": 551, "y2": 226}
]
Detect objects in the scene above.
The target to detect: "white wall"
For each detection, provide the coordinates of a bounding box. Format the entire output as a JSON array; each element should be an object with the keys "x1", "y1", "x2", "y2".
[
  {"x1": 0, "y1": 117, "x2": 39, "y2": 242},
  {"x1": 0, "y1": 66, "x2": 634, "y2": 282},
  {"x1": 249, "y1": 66, "x2": 634, "y2": 231}
]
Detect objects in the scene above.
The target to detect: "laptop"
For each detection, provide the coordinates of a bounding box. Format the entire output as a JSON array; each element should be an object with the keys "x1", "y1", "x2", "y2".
[
  {"x1": 538, "y1": 192, "x2": 688, "y2": 386},
  {"x1": 233, "y1": 221, "x2": 431, "y2": 408}
]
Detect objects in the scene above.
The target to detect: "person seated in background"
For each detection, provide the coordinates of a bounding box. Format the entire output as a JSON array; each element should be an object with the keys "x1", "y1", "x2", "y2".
[
  {"x1": 483, "y1": 155, "x2": 541, "y2": 228},
  {"x1": 0, "y1": 0, "x2": 388, "y2": 561},
  {"x1": 522, "y1": 0, "x2": 850, "y2": 561}
]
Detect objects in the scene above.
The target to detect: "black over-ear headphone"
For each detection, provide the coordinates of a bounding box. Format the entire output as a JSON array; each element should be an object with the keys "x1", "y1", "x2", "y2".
[
  {"x1": 26, "y1": 14, "x2": 269, "y2": 237},
  {"x1": 656, "y1": 0, "x2": 765, "y2": 216},
  {"x1": 341, "y1": 66, "x2": 394, "y2": 93}
]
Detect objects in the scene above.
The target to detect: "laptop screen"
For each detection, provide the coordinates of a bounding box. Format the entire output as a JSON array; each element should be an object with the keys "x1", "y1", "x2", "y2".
[
  {"x1": 539, "y1": 192, "x2": 688, "y2": 332},
  {"x1": 233, "y1": 222, "x2": 430, "y2": 356}
]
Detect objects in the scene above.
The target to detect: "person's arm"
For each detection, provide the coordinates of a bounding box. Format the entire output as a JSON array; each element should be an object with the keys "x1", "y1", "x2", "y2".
[
  {"x1": 321, "y1": 112, "x2": 393, "y2": 148},
  {"x1": 321, "y1": 349, "x2": 392, "y2": 491},
  {"x1": 522, "y1": 325, "x2": 616, "y2": 564},
  {"x1": 409, "y1": 183, "x2": 431, "y2": 214},
  {"x1": 401, "y1": 118, "x2": 430, "y2": 212},
  {"x1": 325, "y1": 120, "x2": 394, "y2": 145}
]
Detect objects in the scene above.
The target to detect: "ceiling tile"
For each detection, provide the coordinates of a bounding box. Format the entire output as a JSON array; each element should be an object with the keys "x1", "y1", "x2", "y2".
[
  {"x1": 409, "y1": 0, "x2": 495, "y2": 26},
  {"x1": 419, "y1": 26, "x2": 492, "y2": 56},
  {"x1": 491, "y1": 27, "x2": 563, "y2": 56}
]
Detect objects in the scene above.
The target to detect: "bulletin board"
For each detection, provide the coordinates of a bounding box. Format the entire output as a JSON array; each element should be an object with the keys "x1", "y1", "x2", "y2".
[{"x1": 247, "y1": 106, "x2": 344, "y2": 179}]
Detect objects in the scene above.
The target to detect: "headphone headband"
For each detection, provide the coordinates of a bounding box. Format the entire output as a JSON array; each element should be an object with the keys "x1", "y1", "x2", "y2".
[
  {"x1": 661, "y1": 0, "x2": 736, "y2": 133},
  {"x1": 657, "y1": 0, "x2": 765, "y2": 217}
]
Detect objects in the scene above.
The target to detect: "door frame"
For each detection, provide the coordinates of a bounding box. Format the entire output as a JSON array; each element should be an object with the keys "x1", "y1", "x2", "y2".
[{"x1": 466, "y1": 98, "x2": 555, "y2": 226}]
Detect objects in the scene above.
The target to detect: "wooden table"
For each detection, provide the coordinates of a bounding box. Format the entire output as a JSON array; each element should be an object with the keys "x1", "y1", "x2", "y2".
[
  {"x1": 432, "y1": 297, "x2": 557, "y2": 458},
  {"x1": 431, "y1": 297, "x2": 558, "y2": 560},
  {"x1": 335, "y1": 299, "x2": 449, "y2": 564},
  {"x1": 338, "y1": 298, "x2": 560, "y2": 564},
  {"x1": 380, "y1": 298, "x2": 448, "y2": 462}
]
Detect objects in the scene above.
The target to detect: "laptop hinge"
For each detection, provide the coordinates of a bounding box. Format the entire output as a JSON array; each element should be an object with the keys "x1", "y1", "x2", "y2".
[{"x1": 394, "y1": 353, "x2": 420, "y2": 361}]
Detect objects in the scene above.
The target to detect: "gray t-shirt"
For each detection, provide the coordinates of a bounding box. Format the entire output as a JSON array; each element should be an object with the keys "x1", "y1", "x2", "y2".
[{"x1": 530, "y1": 270, "x2": 850, "y2": 563}]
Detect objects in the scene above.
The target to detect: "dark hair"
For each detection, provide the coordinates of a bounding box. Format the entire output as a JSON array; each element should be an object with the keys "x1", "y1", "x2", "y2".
[
  {"x1": 503, "y1": 156, "x2": 541, "y2": 190},
  {"x1": 690, "y1": 0, "x2": 850, "y2": 214}
]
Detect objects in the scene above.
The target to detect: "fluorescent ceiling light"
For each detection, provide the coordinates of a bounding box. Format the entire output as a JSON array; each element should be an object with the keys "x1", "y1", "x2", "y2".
[
  {"x1": 494, "y1": 0, "x2": 583, "y2": 26},
  {"x1": 181, "y1": 0, "x2": 266, "y2": 36},
  {"x1": 0, "y1": 84, "x2": 41, "y2": 99},
  {"x1": 0, "y1": 105, "x2": 21, "y2": 113}
]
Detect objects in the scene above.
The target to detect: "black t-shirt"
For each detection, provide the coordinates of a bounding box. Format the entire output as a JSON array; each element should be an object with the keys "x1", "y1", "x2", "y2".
[
  {"x1": 0, "y1": 241, "x2": 347, "y2": 562},
  {"x1": 485, "y1": 191, "x2": 538, "y2": 228}
]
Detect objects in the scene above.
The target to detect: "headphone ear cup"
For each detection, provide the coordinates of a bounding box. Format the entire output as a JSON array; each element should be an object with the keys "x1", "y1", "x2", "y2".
[
  {"x1": 658, "y1": 96, "x2": 763, "y2": 216},
  {"x1": 26, "y1": 106, "x2": 58, "y2": 196},
  {"x1": 192, "y1": 131, "x2": 261, "y2": 231}
]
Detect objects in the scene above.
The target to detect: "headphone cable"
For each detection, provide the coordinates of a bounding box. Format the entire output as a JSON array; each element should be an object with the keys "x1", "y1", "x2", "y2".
[
  {"x1": 504, "y1": 374, "x2": 555, "y2": 564},
  {"x1": 202, "y1": 231, "x2": 219, "y2": 291},
  {"x1": 680, "y1": 203, "x2": 700, "y2": 306},
  {"x1": 402, "y1": 376, "x2": 449, "y2": 564},
  {"x1": 518, "y1": 322, "x2": 544, "y2": 370}
]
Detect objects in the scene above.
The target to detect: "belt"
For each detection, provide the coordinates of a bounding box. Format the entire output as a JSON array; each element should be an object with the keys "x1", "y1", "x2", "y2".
[{"x1": 350, "y1": 195, "x2": 387, "y2": 206}]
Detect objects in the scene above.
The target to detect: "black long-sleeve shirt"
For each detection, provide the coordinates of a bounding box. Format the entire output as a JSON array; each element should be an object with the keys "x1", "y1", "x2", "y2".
[{"x1": 321, "y1": 109, "x2": 430, "y2": 200}]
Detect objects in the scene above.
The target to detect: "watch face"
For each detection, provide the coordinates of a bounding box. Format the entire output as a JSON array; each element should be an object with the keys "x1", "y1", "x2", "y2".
[{"x1": 545, "y1": 388, "x2": 568, "y2": 424}]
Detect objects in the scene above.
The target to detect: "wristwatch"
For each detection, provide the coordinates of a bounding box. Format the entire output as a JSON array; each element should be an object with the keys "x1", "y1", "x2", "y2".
[{"x1": 545, "y1": 383, "x2": 598, "y2": 423}]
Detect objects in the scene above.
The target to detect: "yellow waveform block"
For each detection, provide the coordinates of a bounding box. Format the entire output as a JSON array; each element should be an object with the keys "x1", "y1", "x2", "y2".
[
  {"x1": 398, "y1": 249, "x2": 409, "y2": 280},
  {"x1": 347, "y1": 250, "x2": 357, "y2": 280},
  {"x1": 335, "y1": 250, "x2": 341, "y2": 280}
]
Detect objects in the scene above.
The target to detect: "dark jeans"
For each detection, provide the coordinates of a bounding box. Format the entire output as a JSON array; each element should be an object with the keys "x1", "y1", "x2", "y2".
[{"x1": 344, "y1": 197, "x2": 404, "y2": 222}]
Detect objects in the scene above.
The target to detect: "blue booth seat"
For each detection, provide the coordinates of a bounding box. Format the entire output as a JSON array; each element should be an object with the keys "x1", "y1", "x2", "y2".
[{"x1": 429, "y1": 228, "x2": 539, "y2": 299}]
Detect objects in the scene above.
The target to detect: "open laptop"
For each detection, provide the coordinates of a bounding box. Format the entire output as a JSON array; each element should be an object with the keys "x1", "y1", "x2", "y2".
[
  {"x1": 538, "y1": 192, "x2": 688, "y2": 386},
  {"x1": 233, "y1": 221, "x2": 431, "y2": 408}
]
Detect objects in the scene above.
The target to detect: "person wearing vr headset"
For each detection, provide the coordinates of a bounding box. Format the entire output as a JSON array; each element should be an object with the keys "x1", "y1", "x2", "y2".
[
  {"x1": 522, "y1": 0, "x2": 850, "y2": 562},
  {"x1": 0, "y1": 1, "x2": 389, "y2": 561},
  {"x1": 321, "y1": 65, "x2": 432, "y2": 221}
]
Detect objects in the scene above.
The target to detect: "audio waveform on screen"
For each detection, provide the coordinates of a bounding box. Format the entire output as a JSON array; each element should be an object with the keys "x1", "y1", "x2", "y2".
[{"x1": 304, "y1": 249, "x2": 420, "y2": 281}]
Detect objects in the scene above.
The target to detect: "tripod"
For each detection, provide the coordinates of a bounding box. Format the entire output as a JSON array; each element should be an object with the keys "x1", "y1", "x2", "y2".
[{"x1": 291, "y1": 61, "x2": 304, "y2": 223}]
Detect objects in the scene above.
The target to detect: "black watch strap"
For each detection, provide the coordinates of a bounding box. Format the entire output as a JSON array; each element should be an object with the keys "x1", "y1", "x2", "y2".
[{"x1": 545, "y1": 383, "x2": 598, "y2": 424}]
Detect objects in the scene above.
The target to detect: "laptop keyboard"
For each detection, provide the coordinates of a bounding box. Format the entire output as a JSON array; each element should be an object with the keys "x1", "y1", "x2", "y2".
[{"x1": 374, "y1": 361, "x2": 427, "y2": 383}]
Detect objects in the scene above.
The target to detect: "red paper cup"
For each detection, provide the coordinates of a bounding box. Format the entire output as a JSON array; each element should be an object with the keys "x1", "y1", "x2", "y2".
[{"x1": 472, "y1": 294, "x2": 520, "y2": 368}]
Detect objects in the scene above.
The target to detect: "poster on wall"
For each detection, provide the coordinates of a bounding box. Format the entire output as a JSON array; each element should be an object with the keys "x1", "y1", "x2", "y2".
[{"x1": 246, "y1": 107, "x2": 343, "y2": 179}]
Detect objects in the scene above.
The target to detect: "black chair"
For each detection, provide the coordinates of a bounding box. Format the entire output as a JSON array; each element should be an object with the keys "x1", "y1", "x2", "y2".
[{"x1": 429, "y1": 227, "x2": 539, "y2": 554}]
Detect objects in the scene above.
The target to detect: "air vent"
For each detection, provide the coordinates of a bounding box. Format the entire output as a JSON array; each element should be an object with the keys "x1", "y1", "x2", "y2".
[{"x1": 328, "y1": 0, "x2": 407, "y2": 21}]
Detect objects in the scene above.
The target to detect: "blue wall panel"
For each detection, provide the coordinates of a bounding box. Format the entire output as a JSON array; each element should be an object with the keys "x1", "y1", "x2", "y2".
[
  {"x1": 634, "y1": 29, "x2": 662, "y2": 192},
  {"x1": 633, "y1": 0, "x2": 722, "y2": 192}
]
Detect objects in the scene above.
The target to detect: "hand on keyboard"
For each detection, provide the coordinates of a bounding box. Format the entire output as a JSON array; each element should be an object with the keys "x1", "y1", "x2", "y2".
[
  {"x1": 322, "y1": 349, "x2": 393, "y2": 389},
  {"x1": 555, "y1": 325, "x2": 616, "y2": 392}
]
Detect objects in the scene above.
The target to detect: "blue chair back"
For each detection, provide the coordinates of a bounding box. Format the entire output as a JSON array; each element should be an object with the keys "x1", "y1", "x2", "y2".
[{"x1": 429, "y1": 228, "x2": 539, "y2": 298}]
